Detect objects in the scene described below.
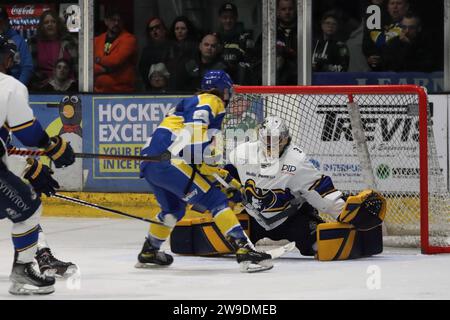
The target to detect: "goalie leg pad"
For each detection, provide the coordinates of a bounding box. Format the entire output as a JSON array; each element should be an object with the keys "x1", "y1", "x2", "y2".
[
  {"x1": 316, "y1": 222, "x2": 383, "y2": 261},
  {"x1": 170, "y1": 214, "x2": 250, "y2": 256},
  {"x1": 337, "y1": 189, "x2": 387, "y2": 231}
]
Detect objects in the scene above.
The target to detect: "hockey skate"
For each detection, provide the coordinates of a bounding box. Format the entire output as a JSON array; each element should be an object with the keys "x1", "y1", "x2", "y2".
[
  {"x1": 230, "y1": 237, "x2": 274, "y2": 273},
  {"x1": 135, "y1": 238, "x2": 174, "y2": 268},
  {"x1": 35, "y1": 248, "x2": 78, "y2": 278},
  {"x1": 9, "y1": 261, "x2": 55, "y2": 295}
]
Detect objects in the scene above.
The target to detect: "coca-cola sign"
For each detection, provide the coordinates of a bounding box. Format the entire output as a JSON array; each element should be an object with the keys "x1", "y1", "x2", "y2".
[
  {"x1": 5, "y1": 4, "x2": 55, "y2": 40},
  {"x1": 10, "y1": 5, "x2": 36, "y2": 16},
  {"x1": 7, "y1": 4, "x2": 53, "y2": 18}
]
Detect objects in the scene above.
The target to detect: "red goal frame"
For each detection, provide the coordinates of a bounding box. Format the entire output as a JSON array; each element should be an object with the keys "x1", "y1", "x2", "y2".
[{"x1": 233, "y1": 85, "x2": 449, "y2": 254}]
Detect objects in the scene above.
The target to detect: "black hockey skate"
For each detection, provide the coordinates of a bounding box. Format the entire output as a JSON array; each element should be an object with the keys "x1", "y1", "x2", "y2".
[
  {"x1": 135, "y1": 238, "x2": 174, "y2": 268},
  {"x1": 9, "y1": 261, "x2": 55, "y2": 295},
  {"x1": 229, "y1": 237, "x2": 274, "y2": 273},
  {"x1": 35, "y1": 248, "x2": 78, "y2": 278}
]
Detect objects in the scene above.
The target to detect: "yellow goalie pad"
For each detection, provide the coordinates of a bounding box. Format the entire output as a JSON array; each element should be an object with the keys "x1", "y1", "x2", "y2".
[
  {"x1": 316, "y1": 222, "x2": 383, "y2": 261},
  {"x1": 170, "y1": 214, "x2": 250, "y2": 256},
  {"x1": 337, "y1": 189, "x2": 387, "y2": 231}
]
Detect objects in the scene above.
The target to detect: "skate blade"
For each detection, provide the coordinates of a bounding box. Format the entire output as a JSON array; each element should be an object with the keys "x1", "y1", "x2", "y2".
[
  {"x1": 134, "y1": 262, "x2": 171, "y2": 269},
  {"x1": 9, "y1": 282, "x2": 55, "y2": 295},
  {"x1": 239, "y1": 260, "x2": 274, "y2": 273}
]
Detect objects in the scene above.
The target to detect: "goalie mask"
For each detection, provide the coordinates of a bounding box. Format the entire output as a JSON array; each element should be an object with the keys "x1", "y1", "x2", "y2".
[{"x1": 258, "y1": 116, "x2": 290, "y2": 158}]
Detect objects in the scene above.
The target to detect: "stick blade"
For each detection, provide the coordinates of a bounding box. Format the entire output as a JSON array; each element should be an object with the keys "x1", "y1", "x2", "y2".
[{"x1": 265, "y1": 241, "x2": 296, "y2": 259}]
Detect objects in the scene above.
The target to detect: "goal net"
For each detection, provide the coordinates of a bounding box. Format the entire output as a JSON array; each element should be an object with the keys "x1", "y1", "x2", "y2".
[{"x1": 223, "y1": 85, "x2": 449, "y2": 254}]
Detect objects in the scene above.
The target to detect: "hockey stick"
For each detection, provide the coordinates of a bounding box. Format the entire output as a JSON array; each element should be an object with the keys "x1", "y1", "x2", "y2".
[
  {"x1": 7, "y1": 147, "x2": 171, "y2": 162},
  {"x1": 52, "y1": 193, "x2": 165, "y2": 225}
]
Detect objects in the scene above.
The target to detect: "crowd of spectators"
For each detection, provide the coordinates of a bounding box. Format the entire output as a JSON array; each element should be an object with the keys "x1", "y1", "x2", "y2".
[
  {"x1": 0, "y1": 1, "x2": 444, "y2": 93},
  {"x1": 0, "y1": 6, "x2": 78, "y2": 93}
]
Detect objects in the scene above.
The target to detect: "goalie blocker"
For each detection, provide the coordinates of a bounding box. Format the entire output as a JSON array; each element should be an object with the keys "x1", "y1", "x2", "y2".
[{"x1": 171, "y1": 190, "x2": 387, "y2": 260}]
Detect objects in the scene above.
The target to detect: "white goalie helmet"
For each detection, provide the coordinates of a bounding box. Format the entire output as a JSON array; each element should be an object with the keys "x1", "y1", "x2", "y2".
[{"x1": 258, "y1": 115, "x2": 290, "y2": 156}]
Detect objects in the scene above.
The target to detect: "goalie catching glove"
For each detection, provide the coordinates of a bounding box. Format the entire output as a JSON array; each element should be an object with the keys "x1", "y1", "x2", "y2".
[
  {"x1": 24, "y1": 158, "x2": 60, "y2": 196},
  {"x1": 337, "y1": 189, "x2": 386, "y2": 231},
  {"x1": 44, "y1": 136, "x2": 75, "y2": 168}
]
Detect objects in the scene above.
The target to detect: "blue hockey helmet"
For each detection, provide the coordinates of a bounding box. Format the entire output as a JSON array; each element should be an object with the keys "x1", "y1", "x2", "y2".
[{"x1": 201, "y1": 70, "x2": 233, "y2": 94}]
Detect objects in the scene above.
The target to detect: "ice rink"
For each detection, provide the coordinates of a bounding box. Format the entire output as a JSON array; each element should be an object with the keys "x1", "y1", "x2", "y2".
[{"x1": 1, "y1": 217, "x2": 449, "y2": 300}]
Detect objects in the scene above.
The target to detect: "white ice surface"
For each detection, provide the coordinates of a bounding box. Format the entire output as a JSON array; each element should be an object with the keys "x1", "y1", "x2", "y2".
[{"x1": 1, "y1": 217, "x2": 449, "y2": 300}]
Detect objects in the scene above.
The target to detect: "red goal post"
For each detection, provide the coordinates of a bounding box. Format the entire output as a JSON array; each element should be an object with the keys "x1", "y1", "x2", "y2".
[{"x1": 226, "y1": 85, "x2": 449, "y2": 254}]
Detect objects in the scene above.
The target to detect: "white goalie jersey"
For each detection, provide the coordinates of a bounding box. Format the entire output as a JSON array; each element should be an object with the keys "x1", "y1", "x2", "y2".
[{"x1": 228, "y1": 141, "x2": 345, "y2": 230}]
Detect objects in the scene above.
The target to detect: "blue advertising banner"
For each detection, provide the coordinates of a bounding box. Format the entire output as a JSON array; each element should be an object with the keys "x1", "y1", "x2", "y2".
[
  {"x1": 82, "y1": 95, "x2": 186, "y2": 192},
  {"x1": 312, "y1": 72, "x2": 444, "y2": 93}
]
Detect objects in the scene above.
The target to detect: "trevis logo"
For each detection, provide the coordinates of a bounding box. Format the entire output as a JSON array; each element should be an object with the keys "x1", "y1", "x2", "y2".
[{"x1": 316, "y1": 104, "x2": 433, "y2": 143}]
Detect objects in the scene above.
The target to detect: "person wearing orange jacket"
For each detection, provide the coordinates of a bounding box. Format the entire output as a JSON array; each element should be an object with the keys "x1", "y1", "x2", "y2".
[{"x1": 94, "y1": 8, "x2": 137, "y2": 93}]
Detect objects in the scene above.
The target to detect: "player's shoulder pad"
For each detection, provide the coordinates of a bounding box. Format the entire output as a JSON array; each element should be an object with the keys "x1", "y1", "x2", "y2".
[
  {"x1": 285, "y1": 143, "x2": 307, "y2": 162},
  {"x1": 197, "y1": 93, "x2": 225, "y2": 117}
]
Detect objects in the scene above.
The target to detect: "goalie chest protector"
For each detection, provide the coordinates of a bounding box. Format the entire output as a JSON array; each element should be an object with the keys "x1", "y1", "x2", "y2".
[{"x1": 170, "y1": 214, "x2": 250, "y2": 255}]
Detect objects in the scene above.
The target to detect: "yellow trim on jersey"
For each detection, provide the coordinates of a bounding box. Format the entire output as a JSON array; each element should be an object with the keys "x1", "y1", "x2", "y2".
[
  {"x1": 30, "y1": 161, "x2": 43, "y2": 180},
  {"x1": 202, "y1": 225, "x2": 231, "y2": 252},
  {"x1": 8, "y1": 118, "x2": 35, "y2": 132},
  {"x1": 172, "y1": 162, "x2": 211, "y2": 193},
  {"x1": 213, "y1": 207, "x2": 240, "y2": 236},
  {"x1": 197, "y1": 94, "x2": 225, "y2": 118}
]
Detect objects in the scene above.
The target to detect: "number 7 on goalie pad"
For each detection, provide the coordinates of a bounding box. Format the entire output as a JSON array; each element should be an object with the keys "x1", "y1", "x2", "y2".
[{"x1": 316, "y1": 223, "x2": 383, "y2": 261}]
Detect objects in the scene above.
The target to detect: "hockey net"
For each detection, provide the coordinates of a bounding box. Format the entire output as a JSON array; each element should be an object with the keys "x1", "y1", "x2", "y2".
[{"x1": 223, "y1": 85, "x2": 449, "y2": 254}]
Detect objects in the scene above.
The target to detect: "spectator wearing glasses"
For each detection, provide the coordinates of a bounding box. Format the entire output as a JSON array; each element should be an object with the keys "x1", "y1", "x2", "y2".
[
  {"x1": 138, "y1": 17, "x2": 171, "y2": 90},
  {"x1": 94, "y1": 7, "x2": 137, "y2": 92},
  {"x1": 312, "y1": 11, "x2": 349, "y2": 72},
  {"x1": 382, "y1": 13, "x2": 435, "y2": 72}
]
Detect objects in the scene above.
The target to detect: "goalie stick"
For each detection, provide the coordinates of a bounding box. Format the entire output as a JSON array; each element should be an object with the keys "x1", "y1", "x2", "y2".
[
  {"x1": 212, "y1": 173, "x2": 296, "y2": 260},
  {"x1": 7, "y1": 147, "x2": 171, "y2": 162}
]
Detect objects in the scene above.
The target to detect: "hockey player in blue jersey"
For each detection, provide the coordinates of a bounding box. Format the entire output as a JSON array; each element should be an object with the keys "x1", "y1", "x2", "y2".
[
  {"x1": 0, "y1": 35, "x2": 76, "y2": 294},
  {"x1": 137, "y1": 70, "x2": 273, "y2": 272}
]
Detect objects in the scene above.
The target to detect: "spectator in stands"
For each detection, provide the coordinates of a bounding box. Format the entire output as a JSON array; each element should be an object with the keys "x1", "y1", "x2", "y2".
[
  {"x1": 276, "y1": 0, "x2": 298, "y2": 84},
  {"x1": 139, "y1": 17, "x2": 170, "y2": 90},
  {"x1": 182, "y1": 32, "x2": 228, "y2": 91},
  {"x1": 29, "y1": 9, "x2": 78, "y2": 90},
  {"x1": 312, "y1": 11, "x2": 349, "y2": 72},
  {"x1": 216, "y1": 2, "x2": 255, "y2": 85},
  {"x1": 94, "y1": 7, "x2": 137, "y2": 93},
  {"x1": 382, "y1": 13, "x2": 435, "y2": 72},
  {"x1": 147, "y1": 62, "x2": 170, "y2": 93},
  {"x1": 0, "y1": 6, "x2": 34, "y2": 85},
  {"x1": 39, "y1": 58, "x2": 78, "y2": 92},
  {"x1": 165, "y1": 16, "x2": 199, "y2": 91},
  {"x1": 362, "y1": 0, "x2": 409, "y2": 71}
]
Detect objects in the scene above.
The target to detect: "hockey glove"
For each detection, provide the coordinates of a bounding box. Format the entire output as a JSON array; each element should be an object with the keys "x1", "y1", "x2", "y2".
[
  {"x1": 197, "y1": 163, "x2": 242, "y2": 190},
  {"x1": 24, "y1": 158, "x2": 60, "y2": 197},
  {"x1": 45, "y1": 136, "x2": 75, "y2": 168}
]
